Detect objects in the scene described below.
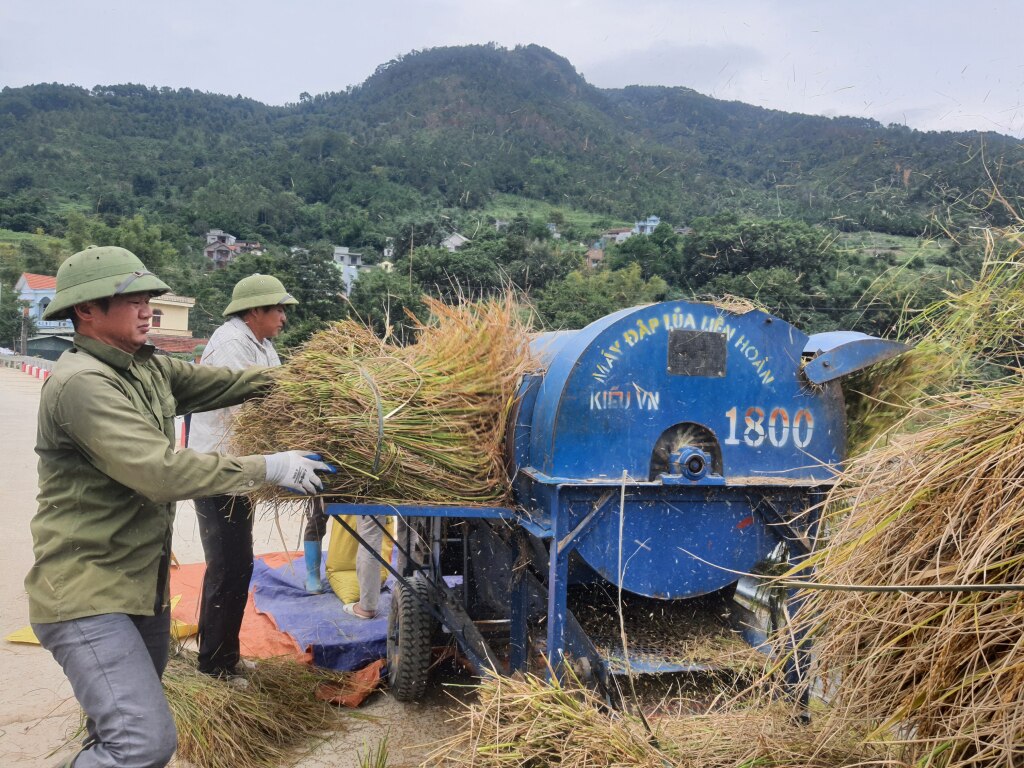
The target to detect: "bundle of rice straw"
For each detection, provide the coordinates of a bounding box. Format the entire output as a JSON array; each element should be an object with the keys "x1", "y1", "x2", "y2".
[
  {"x1": 785, "y1": 384, "x2": 1024, "y2": 768},
  {"x1": 840, "y1": 341, "x2": 948, "y2": 456},
  {"x1": 916, "y1": 226, "x2": 1024, "y2": 378},
  {"x1": 778, "y1": 230, "x2": 1024, "y2": 768},
  {"x1": 233, "y1": 296, "x2": 533, "y2": 505},
  {"x1": 163, "y1": 651, "x2": 343, "y2": 768},
  {"x1": 842, "y1": 225, "x2": 1024, "y2": 455}
]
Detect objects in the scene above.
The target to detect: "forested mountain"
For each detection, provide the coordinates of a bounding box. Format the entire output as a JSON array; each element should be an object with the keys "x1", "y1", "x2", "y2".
[
  {"x1": 2, "y1": 43, "x2": 1021, "y2": 247},
  {"x1": 1, "y1": 43, "x2": 1020, "y2": 346}
]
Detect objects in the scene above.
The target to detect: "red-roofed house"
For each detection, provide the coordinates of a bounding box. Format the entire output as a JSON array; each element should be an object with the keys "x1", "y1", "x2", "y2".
[
  {"x1": 18, "y1": 272, "x2": 55, "y2": 290},
  {"x1": 16, "y1": 271, "x2": 206, "y2": 356},
  {"x1": 15, "y1": 272, "x2": 73, "y2": 333}
]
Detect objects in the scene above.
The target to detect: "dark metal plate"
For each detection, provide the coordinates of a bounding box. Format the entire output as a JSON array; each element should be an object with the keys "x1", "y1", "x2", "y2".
[{"x1": 667, "y1": 330, "x2": 726, "y2": 377}]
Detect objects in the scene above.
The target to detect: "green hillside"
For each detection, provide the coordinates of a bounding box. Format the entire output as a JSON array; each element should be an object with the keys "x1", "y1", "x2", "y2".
[{"x1": 0, "y1": 43, "x2": 1017, "y2": 345}]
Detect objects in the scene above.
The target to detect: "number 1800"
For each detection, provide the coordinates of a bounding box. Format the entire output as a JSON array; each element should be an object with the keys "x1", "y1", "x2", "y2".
[{"x1": 724, "y1": 406, "x2": 814, "y2": 448}]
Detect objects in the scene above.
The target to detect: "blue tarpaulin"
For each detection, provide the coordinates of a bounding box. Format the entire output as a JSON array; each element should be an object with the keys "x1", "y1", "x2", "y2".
[{"x1": 251, "y1": 557, "x2": 391, "y2": 671}]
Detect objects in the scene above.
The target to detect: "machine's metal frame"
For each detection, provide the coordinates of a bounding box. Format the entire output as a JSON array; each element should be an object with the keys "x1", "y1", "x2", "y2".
[{"x1": 326, "y1": 484, "x2": 822, "y2": 697}]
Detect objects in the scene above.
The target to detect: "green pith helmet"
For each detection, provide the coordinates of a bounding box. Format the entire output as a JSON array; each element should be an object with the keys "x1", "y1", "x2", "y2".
[
  {"x1": 43, "y1": 246, "x2": 171, "y2": 320},
  {"x1": 222, "y1": 273, "x2": 298, "y2": 317}
]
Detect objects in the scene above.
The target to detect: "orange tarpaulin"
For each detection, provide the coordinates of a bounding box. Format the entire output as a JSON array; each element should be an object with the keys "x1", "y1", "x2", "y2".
[
  {"x1": 315, "y1": 659, "x2": 387, "y2": 707},
  {"x1": 169, "y1": 552, "x2": 313, "y2": 665},
  {"x1": 170, "y1": 552, "x2": 386, "y2": 707}
]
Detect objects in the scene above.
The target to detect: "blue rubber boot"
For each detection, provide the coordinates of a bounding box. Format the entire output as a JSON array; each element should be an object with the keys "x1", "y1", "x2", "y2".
[{"x1": 303, "y1": 540, "x2": 327, "y2": 594}]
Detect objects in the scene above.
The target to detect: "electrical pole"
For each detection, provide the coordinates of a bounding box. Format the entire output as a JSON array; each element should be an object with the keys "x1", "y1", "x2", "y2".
[
  {"x1": 21, "y1": 307, "x2": 29, "y2": 356},
  {"x1": 409, "y1": 226, "x2": 414, "y2": 293}
]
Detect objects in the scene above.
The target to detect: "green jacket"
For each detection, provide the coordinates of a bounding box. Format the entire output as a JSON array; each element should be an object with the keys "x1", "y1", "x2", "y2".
[{"x1": 26, "y1": 334, "x2": 273, "y2": 624}]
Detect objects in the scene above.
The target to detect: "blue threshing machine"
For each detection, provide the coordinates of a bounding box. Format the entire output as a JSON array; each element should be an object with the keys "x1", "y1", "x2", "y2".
[{"x1": 325, "y1": 299, "x2": 906, "y2": 701}]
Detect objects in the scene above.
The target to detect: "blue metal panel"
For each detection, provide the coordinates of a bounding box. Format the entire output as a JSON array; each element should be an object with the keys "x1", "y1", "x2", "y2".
[
  {"x1": 523, "y1": 301, "x2": 845, "y2": 484},
  {"x1": 525, "y1": 305, "x2": 641, "y2": 477},
  {"x1": 515, "y1": 475, "x2": 809, "y2": 599},
  {"x1": 572, "y1": 491, "x2": 779, "y2": 598},
  {"x1": 529, "y1": 331, "x2": 577, "y2": 366},
  {"x1": 505, "y1": 300, "x2": 866, "y2": 601}
]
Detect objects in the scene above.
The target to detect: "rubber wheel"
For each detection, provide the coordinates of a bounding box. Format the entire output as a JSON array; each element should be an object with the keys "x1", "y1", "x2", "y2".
[{"x1": 387, "y1": 572, "x2": 434, "y2": 702}]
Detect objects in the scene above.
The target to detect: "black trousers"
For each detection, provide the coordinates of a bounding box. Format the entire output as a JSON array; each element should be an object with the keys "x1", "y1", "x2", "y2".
[
  {"x1": 195, "y1": 494, "x2": 254, "y2": 676},
  {"x1": 304, "y1": 497, "x2": 327, "y2": 542}
]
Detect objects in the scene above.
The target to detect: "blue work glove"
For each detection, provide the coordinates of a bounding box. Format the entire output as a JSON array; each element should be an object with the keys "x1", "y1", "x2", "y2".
[{"x1": 264, "y1": 451, "x2": 337, "y2": 495}]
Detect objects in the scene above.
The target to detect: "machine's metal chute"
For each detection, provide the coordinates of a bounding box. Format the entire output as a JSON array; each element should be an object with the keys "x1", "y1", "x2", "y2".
[{"x1": 802, "y1": 331, "x2": 909, "y2": 384}]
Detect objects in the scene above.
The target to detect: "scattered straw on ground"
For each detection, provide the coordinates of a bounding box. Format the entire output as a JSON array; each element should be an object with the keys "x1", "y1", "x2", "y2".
[
  {"x1": 424, "y1": 672, "x2": 673, "y2": 767},
  {"x1": 424, "y1": 672, "x2": 885, "y2": 768},
  {"x1": 164, "y1": 650, "x2": 346, "y2": 768}
]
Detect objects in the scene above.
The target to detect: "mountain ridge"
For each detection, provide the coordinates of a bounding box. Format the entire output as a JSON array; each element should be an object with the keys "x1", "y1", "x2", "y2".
[{"x1": 1, "y1": 42, "x2": 1020, "y2": 244}]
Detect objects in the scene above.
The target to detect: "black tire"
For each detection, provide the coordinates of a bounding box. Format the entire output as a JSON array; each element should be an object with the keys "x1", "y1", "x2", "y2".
[{"x1": 387, "y1": 572, "x2": 434, "y2": 702}]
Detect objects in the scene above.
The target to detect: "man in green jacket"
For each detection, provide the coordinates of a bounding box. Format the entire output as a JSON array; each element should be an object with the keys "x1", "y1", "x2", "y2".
[{"x1": 25, "y1": 246, "x2": 334, "y2": 768}]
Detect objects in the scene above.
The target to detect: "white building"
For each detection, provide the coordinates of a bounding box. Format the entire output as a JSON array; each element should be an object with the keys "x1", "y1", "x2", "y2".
[
  {"x1": 632, "y1": 215, "x2": 661, "y2": 236},
  {"x1": 333, "y1": 246, "x2": 369, "y2": 295},
  {"x1": 441, "y1": 233, "x2": 471, "y2": 252},
  {"x1": 14, "y1": 273, "x2": 72, "y2": 334}
]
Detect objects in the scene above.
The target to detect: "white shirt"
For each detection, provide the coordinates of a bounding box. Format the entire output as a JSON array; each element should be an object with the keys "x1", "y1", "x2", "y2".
[{"x1": 187, "y1": 316, "x2": 282, "y2": 456}]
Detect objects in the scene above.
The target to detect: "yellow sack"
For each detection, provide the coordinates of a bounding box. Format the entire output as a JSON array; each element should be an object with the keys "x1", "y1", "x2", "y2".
[
  {"x1": 5, "y1": 626, "x2": 39, "y2": 644},
  {"x1": 5, "y1": 595, "x2": 195, "y2": 645},
  {"x1": 169, "y1": 595, "x2": 198, "y2": 640},
  {"x1": 325, "y1": 516, "x2": 394, "y2": 604}
]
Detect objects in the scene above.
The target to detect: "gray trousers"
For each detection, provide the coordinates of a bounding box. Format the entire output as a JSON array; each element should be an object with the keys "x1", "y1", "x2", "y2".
[
  {"x1": 33, "y1": 611, "x2": 177, "y2": 768},
  {"x1": 307, "y1": 506, "x2": 386, "y2": 613},
  {"x1": 355, "y1": 515, "x2": 386, "y2": 613}
]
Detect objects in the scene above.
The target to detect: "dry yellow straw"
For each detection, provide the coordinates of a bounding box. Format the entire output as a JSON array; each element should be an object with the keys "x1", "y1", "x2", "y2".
[{"x1": 233, "y1": 295, "x2": 533, "y2": 505}]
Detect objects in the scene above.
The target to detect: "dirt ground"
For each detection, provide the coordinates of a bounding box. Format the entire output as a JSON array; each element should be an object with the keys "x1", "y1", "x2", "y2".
[{"x1": 0, "y1": 363, "x2": 471, "y2": 768}]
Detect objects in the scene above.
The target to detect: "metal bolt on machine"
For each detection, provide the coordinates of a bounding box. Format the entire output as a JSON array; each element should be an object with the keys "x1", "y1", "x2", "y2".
[{"x1": 326, "y1": 299, "x2": 907, "y2": 702}]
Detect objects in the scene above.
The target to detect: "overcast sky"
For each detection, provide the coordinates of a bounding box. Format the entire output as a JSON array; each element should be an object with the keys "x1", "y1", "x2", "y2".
[{"x1": 2, "y1": 0, "x2": 1022, "y2": 137}]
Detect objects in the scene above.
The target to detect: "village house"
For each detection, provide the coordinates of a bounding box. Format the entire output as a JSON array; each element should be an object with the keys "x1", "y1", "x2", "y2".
[
  {"x1": 633, "y1": 215, "x2": 661, "y2": 235},
  {"x1": 441, "y1": 232, "x2": 471, "y2": 252},
  {"x1": 333, "y1": 246, "x2": 372, "y2": 295},
  {"x1": 601, "y1": 227, "x2": 633, "y2": 246},
  {"x1": 15, "y1": 271, "x2": 206, "y2": 359},
  {"x1": 14, "y1": 273, "x2": 71, "y2": 334},
  {"x1": 203, "y1": 229, "x2": 265, "y2": 269}
]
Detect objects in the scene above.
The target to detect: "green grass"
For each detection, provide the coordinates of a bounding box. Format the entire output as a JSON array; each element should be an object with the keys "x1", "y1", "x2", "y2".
[
  {"x1": 478, "y1": 194, "x2": 627, "y2": 232},
  {"x1": 0, "y1": 228, "x2": 65, "y2": 248},
  {"x1": 837, "y1": 231, "x2": 952, "y2": 268}
]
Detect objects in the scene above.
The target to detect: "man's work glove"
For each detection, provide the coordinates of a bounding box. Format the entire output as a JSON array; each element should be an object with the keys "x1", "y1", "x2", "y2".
[{"x1": 264, "y1": 451, "x2": 337, "y2": 495}]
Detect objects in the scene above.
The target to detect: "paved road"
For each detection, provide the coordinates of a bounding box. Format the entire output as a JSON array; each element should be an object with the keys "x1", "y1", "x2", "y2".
[
  {"x1": 0, "y1": 364, "x2": 464, "y2": 768},
  {"x1": 0, "y1": 365, "x2": 82, "y2": 767}
]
